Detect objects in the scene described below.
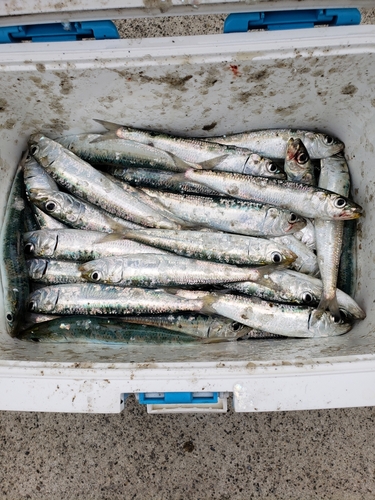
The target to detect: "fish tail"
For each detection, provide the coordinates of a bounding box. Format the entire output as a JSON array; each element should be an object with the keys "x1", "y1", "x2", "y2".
[
  {"x1": 317, "y1": 293, "x2": 342, "y2": 322},
  {"x1": 167, "y1": 152, "x2": 203, "y2": 171},
  {"x1": 198, "y1": 155, "x2": 230, "y2": 170},
  {"x1": 200, "y1": 294, "x2": 219, "y2": 316}
]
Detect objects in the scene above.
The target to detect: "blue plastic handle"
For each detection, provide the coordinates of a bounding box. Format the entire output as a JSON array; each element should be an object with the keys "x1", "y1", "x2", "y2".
[
  {"x1": 138, "y1": 392, "x2": 219, "y2": 405},
  {"x1": 0, "y1": 21, "x2": 120, "y2": 43},
  {"x1": 224, "y1": 8, "x2": 361, "y2": 33}
]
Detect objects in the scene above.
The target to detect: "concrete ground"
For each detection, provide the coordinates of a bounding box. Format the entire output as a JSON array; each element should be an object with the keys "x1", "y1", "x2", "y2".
[{"x1": 1, "y1": 8, "x2": 375, "y2": 500}]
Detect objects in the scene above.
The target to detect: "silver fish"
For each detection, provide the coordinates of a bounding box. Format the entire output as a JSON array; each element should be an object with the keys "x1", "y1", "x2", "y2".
[
  {"x1": 56, "y1": 133, "x2": 202, "y2": 172},
  {"x1": 271, "y1": 235, "x2": 319, "y2": 276},
  {"x1": 315, "y1": 153, "x2": 351, "y2": 320},
  {"x1": 27, "y1": 259, "x2": 86, "y2": 284},
  {"x1": 205, "y1": 129, "x2": 344, "y2": 159},
  {"x1": 141, "y1": 189, "x2": 306, "y2": 237},
  {"x1": 184, "y1": 169, "x2": 362, "y2": 221},
  {"x1": 121, "y1": 313, "x2": 256, "y2": 340},
  {"x1": 338, "y1": 219, "x2": 357, "y2": 297},
  {"x1": 225, "y1": 269, "x2": 365, "y2": 319},
  {"x1": 118, "y1": 229, "x2": 297, "y2": 266},
  {"x1": 29, "y1": 189, "x2": 140, "y2": 233},
  {"x1": 79, "y1": 253, "x2": 274, "y2": 288},
  {"x1": 206, "y1": 293, "x2": 353, "y2": 338},
  {"x1": 284, "y1": 138, "x2": 316, "y2": 185},
  {"x1": 23, "y1": 229, "x2": 170, "y2": 261},
  {"x1": 106, "y1": 166, "x2": 220, "y2": 196},
  {"x1": 95, "y1": 120, "x2": 284, "y2": 178},
  {"x1": 0, "y1": 156, "x2": 29, "y2": 335},
  {"x1": 28, "y1": 134, "x2": 184, "y2": 229},
  {"x1": 27, "y1": 284, "x2": 211, "y2": 316},
  {"x1": 17, "y1": 316, "x2": 203, "y2": 344}
]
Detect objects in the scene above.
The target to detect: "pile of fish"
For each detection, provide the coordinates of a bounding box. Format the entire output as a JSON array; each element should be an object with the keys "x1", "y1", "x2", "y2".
[{"x1": 0, "y1": 120, "x2": 365, "y2": 344}]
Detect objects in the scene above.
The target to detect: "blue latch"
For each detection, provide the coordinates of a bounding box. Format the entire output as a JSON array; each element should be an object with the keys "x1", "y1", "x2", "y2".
[
  {"x1": 224, "y1": 8, "x2": 361, "y2": 33},
  {"x1": 138, "y1": 391, "x2": 219, "y2": 405},
  {"x1": 0, "y1": 21, "x2": 120, "y2": 43}
]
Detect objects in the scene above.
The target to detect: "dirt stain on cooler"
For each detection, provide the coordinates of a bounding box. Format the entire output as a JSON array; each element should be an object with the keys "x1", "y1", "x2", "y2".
[
  {"x1": 54, "y1": 72, "x2": 74, "y2": 95},
  {"x1": 202, "y1": 122, "x2": 217, "y2": 131},
  {"x1": 341, "y1": 83, "x2": 358, "y2": 96},
  {"x1": 143, "y1": 0, "x2": 172, "y2": 13},
  {"x1": 0, "y1": 97, "x2": 8, "y2": 112}
]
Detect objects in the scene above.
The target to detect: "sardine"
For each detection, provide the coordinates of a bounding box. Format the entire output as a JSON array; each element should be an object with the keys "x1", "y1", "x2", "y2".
[
  {"x1": 27, "y1": 259, "x2": 86, "y2": 284},
  {"x1": 284, "y1": 138, "x2": 316, "y2": 185},
  {"x1": 56, "y1": 133, "x2": 202, "y2": 172},
  {"x1": 338, "y1": 219, "x2": 357, "y2": 297},
  {"x1": 105, "y1": 166, "x2": 220, "y2": 196},
  {"x1": 94, "y1": 119, "x2": 285, "y2": 178},
  {"x1": 183, "y1": 169, "x2": 362, "y2": 220},
  {"x1": 28, "y1": 134, "x2": 185, "y2": 229},
  {"x1": 0, "y1": 156, "x2": 30, "y2": 336},
  {"x1": 17, "y1": 316, "x2": 202, "y2": 343},
  {"x1": 27, "y1": 284, "x2": 211, "y2": 316},
  {"x1": 141, "y1": 189, "x2": 306, "y2": 237},
  {"x1": 79, "y1": 253, "x2": 276, "y2": 288},
  {"x1": 205, "y1": 293, "x2": 353, "y2": 338},
  {"x1": 315, "y1": 153, "x2": 351, "y2": 320},
  {"x1": 225, "y1": 268, "x2": 365, "y2": 319},
  {"x1": 120, "y1": 313, "x2": 256, "y2": 340},
  {"x1": 205, "y1": 129, "x2": 344, "y2": 159},
  {"x1": 118, "y1": 229, "x2": 297, "y2": 265},
  {"x1": 29, "y1": 189, "x2": 140, "y2": 233},
  {"x1": 23, "y1": 229, "x2": 170, "y2": 261}
]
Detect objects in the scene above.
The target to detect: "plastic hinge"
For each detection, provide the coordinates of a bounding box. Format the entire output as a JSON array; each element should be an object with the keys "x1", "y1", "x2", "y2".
[
  {"x1": 0, "y1": 21, "x2": 120, "y2": 43},
  {"x1": 224, "y1": 8, "x2": 361, "y2": 33},
  {"x1": 138, "y1": 391, "x2": 219, "y2": 405}
]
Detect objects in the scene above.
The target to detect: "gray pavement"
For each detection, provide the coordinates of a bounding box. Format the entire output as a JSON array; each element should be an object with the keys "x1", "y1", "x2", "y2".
[{"x1": 1, "y1": 8, "x2": 375, "y2": 500}]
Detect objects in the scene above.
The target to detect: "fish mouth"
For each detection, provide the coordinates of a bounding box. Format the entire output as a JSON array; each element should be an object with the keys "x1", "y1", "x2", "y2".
[{"x1": 338, "y1": 209, "x2": 362, "y2": 220}]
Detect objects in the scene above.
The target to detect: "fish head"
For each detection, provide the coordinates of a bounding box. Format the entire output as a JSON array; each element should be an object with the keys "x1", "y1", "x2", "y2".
[
  {"x1": 264, "y1": 208, "x2": 306, "y2": 235},
  {"x1": 284, "y1": 138, "x2": 315, "y2": 185},
  {"x1": 26, "y1": 259, "x2": 48, "y2": 280},
  {"x1": 264, "y1": 243, "x2": 297, "y2": 266},
  {"x1": 325, "y1": 194, "x2": 363, "y2": 220},
  {"x1": 23, "y1": 230, "x2": 58, "y2": 258},
  {"x1": 304, "y1": 132, "x2": 344, "y2": 159},
  {"x1": 28, "y1": 134, "x2": 62, "y2": 169},
  {"x1": 28, "y1": 287, "x2": 60, "y2": 314},
  {"x1": 79, "y1": 259, "x2": 116, "y2": 284},
  {"x1": 244, "y1": 155, "x2": 285, "y2": 179},
  {"x1": 308, "y1": 309, "x2": 353, "y2": 337}
]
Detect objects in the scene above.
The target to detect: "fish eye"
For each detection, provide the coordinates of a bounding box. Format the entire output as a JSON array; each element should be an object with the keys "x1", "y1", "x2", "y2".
[
  {"x1": 268, "y1": 163, "x2": 279, "y2": 173},
  {"x1": 271, "y1": 252, "x2": 282, "y2": 264},
  {"x1": 323, "y1": 135, "x2": 334, "y2": 145},
  {"x1": 45, "y1": 201, "x2": 56, "y2": 212},
  {"x1": 6, "y1": 312, "x2": 13, "y2": 323},
  {"x1": 231, "y1": 322, "x2": 242, "y2": 331},
  {"x1": 302, "y1": 292, "x2": 313, "y2": 304},
  {"x1": 29, "y1": 145, "x2": 39, "y2": 156},
  {"x1": 91, "y1": 271, "x2": 101, "y2": 282},
  {"x1": 289, "y1": 213, "x2": 298, "y2": 223},
  {"x1": 24, "y1": 242, "x2": 35, "y2": 255},
  {"x1": 334, "y1": 197, "x2": 346, "y2": 208},
  {"x1": 297, "y1": 152, "x2": 309, "y2": 164},
  {"x1": 28, "y1": 301, "x2": 35, "y2": 311}
]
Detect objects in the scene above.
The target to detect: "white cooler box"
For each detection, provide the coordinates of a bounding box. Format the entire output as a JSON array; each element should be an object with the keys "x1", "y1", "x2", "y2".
[{"x1": 0, "y1": 1, "x2": 374, "y2": 414}]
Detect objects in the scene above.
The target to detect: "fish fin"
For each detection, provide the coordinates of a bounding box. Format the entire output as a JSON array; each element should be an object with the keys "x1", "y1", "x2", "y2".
[
  {"x1": 201, "y1": 337, "x2": 234, "y2": 344},
  {"x1": 198, "y1": 155, "x2": 230, "y2": 170},
  {"x1": 200, "y1": 294, "x2": 219, "y2": 316},
  {"x1": 166, "y1": 152, "x2": 203, "y2": 171},
  {"x1": 96, "y1": 232, "x2": 125, "y2": 243},
  {"x1": 93, "y1": 119, "x2": 123, "y2": 131},
  {"x1": 89, "y1": 131, "x2": 119, "y2": 143}
]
